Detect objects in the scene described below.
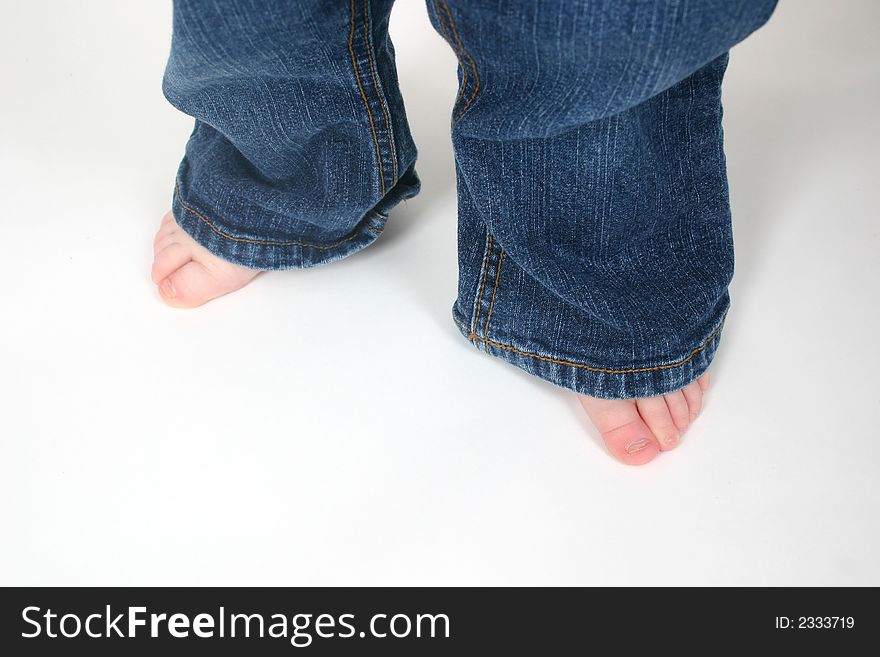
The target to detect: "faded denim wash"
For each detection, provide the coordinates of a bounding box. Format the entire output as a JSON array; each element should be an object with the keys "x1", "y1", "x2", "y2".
[{"x1": 163, "y1": 0, "x2": 778, "y2": 399}]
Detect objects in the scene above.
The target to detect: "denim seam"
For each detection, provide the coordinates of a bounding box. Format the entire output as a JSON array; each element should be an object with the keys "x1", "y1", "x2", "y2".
[
  {"x1": 470, "y1": 230, "x2": 493, "y2": 349},
  {"x1": 362, "y1": 0, "x2": 398, "y2": 183},
  {"x1": 483, "y1": 247, "x2": 505, "y2": 337},
  {"x1": 458, "y1": 311, "x2": 727, "y2": 375},
  {"x1": 432, "y1": 0, "x2": 468, "y2": 112},
  {"x1": 175, "y1": 184, "x2": 383, "y2": 249},
  {"x1": 348, "y1": 0, "x2": 387, "y2": 196},
  {"x1": 437, "y1": 1, "x2": 480, "y2": 124}
]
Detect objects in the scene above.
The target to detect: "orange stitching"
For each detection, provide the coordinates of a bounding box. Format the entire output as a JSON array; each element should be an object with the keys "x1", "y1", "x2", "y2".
[
  {"x1": 483, "y1": 248, "x2": 504, "y2": 336},
  {"x1": 348, "y1": 0, "x2": 386, "y2": 195},
  {"x1": 175, "y1": 185, "x2": 368, "y2": 250},
  {"x1": 440, "y1": 1, "x2": 480, "y2": 123},
  {"x1": 366, "y1": 224, "x2": 383, "y2": 234},
  {"x1": 471, "y1": 232, "x2": 493, "y2": 343},
  {"x1": 432, "y1": 0, "x2": 468, "y2": 112},
  {"x1": 463, "y1": 313, "x2": 727, "y2": 375},
  {"x1": 362, "y1": 0, "x2": 397, "y2": 183}
]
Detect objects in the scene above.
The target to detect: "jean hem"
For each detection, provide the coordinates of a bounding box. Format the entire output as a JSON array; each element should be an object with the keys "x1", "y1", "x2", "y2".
[
  {"x1": 170, "y1": 164, "x2": 420, "y2": 271},
  {"x1": 452, "y1": 308, "x2": 727, "y2": 400}
]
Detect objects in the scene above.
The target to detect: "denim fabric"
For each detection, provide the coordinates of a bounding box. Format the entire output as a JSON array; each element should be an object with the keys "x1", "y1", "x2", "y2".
[
  {"x1": 164, "y1": 0, "x2": 420, "y2": 269},
  {"x1": 163, "y1": 0, "x2": 777, "y2": 399}
]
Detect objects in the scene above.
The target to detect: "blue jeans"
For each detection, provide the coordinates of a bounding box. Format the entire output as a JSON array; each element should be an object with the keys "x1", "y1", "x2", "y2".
[{"x1": 164, "y1": 0, "x2": 777, "y2": 399}]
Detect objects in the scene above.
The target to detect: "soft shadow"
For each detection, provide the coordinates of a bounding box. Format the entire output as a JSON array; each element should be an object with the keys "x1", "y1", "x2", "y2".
[
  {"x1": 714, "y1": 2, "x2": 879, "y2": 380},
  {"x1": 722, "y1": 0, "x2": 879, "y2": 297}
]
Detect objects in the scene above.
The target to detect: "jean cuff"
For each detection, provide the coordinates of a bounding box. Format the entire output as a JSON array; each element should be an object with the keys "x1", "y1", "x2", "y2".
[
  {"x1": 171, "y1": 164, "x2": 420, "y2": 271},
  {"x1": 452, "y1": 306, "x2": 727, "y2": 400}
]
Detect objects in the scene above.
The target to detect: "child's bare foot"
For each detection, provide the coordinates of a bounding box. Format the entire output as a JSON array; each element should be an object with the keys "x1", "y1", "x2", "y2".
[
  {"x1": 578, "y1": 373, "x2": 711, "y2": 465},
  {"x1": 151, "y1": 211, "x2": 261, "y2": 308}
]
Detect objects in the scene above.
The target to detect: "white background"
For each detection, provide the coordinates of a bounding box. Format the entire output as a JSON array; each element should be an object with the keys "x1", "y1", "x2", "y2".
[{"x1": 1, "y1": 0, "x2": 878, "y2": 585}]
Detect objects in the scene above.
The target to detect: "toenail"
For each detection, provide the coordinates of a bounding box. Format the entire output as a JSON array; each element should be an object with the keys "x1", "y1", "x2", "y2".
[
  {"x1": 160, "y1": 279, "x2": 175, "y2": 299},
  {"x1": 624, "y1": 438, "x2": 652, "y2": 454},
  {"x1": 664, "y1": 434, "x2": 678, "y2": 446}
]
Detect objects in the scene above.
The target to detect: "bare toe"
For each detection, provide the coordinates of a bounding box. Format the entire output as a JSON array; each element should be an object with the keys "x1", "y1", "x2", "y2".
[
  {"x1": 697, "y1": 372, "x2": 710, "y2": 391},
  {"x1": 663, "y1": 389, "x2": 691, "y2": 434},
  {"x1": 681, "y1": 379, "x2": 704, "y2": 421},
  {"x1": 577, "y1": 370, "x2": 713, "y2": 462},
  {"x1": 636, "y1": 395, "x2": 680, "y2": 451},
  {"x1": 151, "y1": 211, "x2": 261, "y2": 308},
  {"x1": 151, "y1": 242, "x2": 192, "y2": 285},
  {"x1": 159, "y1": 260, "x2": 215, "y2": 307},
  {"x1": 578, "y1": 396, "x2": 661, "y2": 465}
]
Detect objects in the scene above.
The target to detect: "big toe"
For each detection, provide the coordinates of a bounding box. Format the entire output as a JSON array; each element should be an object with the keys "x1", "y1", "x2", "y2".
[
  {"x1": 578, "y1": 396, "x2": 661, "y2": 465},
  {"x1": 152, "y1": 211, "x2": 261, "y2": 308},
  {"x1": 159, "y1": 260, "x2": 228, "y2": 309}
]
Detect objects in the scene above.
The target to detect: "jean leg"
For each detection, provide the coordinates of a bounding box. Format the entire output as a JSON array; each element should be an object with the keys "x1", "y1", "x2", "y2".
[
  {"x1": 428, "y1": 0, "x2": 777, "y2": 399},
  {"x1": 163, "y1": 0, "x2": 419, "y2": 270}
]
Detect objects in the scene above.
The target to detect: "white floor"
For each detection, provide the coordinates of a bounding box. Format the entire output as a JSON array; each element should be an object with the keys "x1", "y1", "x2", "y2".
[{"x1": 1, "y1": 1, "x2": 878, "y2": 586}]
